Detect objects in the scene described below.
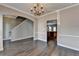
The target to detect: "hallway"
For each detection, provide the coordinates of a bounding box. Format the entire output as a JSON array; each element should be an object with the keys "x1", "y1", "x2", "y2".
[{"x1": 0, "y1": 38, "x2": 79, "y2": 56}]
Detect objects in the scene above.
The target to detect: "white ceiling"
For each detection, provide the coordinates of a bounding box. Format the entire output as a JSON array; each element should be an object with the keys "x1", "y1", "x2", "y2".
[{"x1": 4, "y1": 3, "x2": 75, "y2": 16}]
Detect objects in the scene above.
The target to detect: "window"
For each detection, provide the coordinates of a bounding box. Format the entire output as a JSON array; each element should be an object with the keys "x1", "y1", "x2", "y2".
[
  {"x1": 53, "y1": 26, "x2": 56, "y2": 32},
  {"x1": 49, "y1": 26, "x2": 52, "y2": 31}
]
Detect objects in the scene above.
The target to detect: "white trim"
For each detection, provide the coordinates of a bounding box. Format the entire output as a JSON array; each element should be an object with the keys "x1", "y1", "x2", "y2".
[
  {"x1": 0, "y1": 48, "x2": 3, "y2": 51},
  {"x1": 57, "y1": 10, "x2": 60, "y2": 25},
  {"x1": 38, "y1": 38, "x2": 47, "y2": 42},
  {"x1": 57, "y1": 11, "x2": 60, "y2": 41},
  {"x1": 33, "y1": 37, "x2": 38, "y2": 40},
  {"x1": 40, "y1": 4, "x2": 79, "y2": 18},
  {"x1": 57, "y1": 3, "x2": 79, "y2": 11},
  {"x1": 0, "y1": 3, "x2": 36, "y2": 18},
  {"x1": 58, "y1": 43, "x2": 79, "y2": 51},
  {"x1": 11, "y1": 36, "x2": 33, "y2": 42},
  {"x1": 39, "y1": 11, "x2": 56, "y2": 18},
  {"x1": 60, "y1": 34, "x2": 79, "y2": 37}
]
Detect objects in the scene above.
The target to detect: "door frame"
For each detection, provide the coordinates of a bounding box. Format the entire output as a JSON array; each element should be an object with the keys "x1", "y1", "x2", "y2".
[{"x1": 46, "y1": 20, "x2": 57, "y2": 43}]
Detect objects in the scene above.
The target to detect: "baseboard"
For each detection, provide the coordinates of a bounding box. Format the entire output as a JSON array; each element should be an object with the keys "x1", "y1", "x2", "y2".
[
  {"x1": 58, "y1": 43, "x2": 79, "y2": 51},
  {"x1": 38, "y1": 38, "x2": 47, "y2": 43},
  {"x1": 11, "y1": 36, "x2": 33, "y2": 42},
  {"x1": 33, "y1": 38, "x2": 47, "y2": 43}
]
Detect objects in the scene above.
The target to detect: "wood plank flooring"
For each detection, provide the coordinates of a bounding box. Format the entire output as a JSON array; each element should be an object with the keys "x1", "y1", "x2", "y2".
[{"x1": 0, "y1": 38, "x2": 79, "y2": 56}]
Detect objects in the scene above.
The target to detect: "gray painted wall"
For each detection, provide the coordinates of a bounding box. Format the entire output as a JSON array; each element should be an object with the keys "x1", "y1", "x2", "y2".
[
  {"x1": 37, "y1": 4, "x2": 79, "y2": 51},
  {"x1": 58, "y1": 5, "x2": 79, "y2": 51}
]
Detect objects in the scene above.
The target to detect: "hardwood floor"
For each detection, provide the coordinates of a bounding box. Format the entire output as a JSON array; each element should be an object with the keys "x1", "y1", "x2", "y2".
[{"x1": 0, "y1": 38, "x2": 79, "y2": 56}]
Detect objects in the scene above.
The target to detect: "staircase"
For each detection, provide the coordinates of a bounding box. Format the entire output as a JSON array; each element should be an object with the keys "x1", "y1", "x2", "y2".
[
  {"x1": 11, "y1": 18, "x2": 33, "y2": 41},
  {"x1": 3, "y1": 16, "x2": 26, "y2": 40},
  {"x1": 12, "y1": 16, "x2": 26, "y2": 29}
]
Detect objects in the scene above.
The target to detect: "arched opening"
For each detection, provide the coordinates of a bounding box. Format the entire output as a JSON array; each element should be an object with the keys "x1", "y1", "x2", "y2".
[{"x1": 3, "y1": 15, "x2": 34, "y2": 54}]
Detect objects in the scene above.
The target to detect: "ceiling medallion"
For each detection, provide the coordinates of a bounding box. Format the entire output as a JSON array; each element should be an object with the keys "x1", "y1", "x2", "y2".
[{"x1": 30, "y1": 3, "x2": 45, "y2": 16}]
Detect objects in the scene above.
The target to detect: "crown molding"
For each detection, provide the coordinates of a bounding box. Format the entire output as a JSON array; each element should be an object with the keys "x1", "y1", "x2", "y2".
[
  {"x1": 39, "y1": 11, "x2": 57, "y2": 18},
  {"x1": 56, "y1": 3, "x2": 79, "y2": 11},
  {"x1": 39, "y1": 4, "x2": 79, "y2": 18},
  {"x1": 0, "y1": 3, "x2": 36, "y2": 18},
  {"x1": 1, "y1": 3, "x2": 79, "y2": 19}
]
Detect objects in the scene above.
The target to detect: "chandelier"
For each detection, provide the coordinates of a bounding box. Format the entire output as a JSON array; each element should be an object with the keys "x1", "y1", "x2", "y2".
[{"x1": 30, "y1": 3, "x2": 45, "y2": 16}]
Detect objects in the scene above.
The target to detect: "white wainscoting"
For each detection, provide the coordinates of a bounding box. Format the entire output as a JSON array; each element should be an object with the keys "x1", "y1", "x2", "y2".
[{"x1": 57, "y1": 35, "x2": 79, "y2": 51}]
